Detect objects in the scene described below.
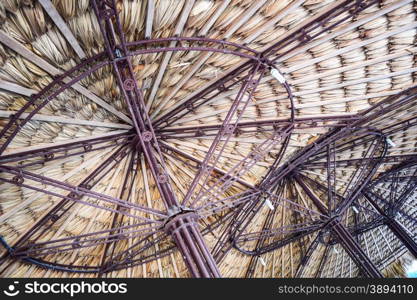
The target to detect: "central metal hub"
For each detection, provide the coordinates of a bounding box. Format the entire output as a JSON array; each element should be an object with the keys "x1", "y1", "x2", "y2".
[{"x1": 164, "y1": 211, "x2": 198, "y2": 234}]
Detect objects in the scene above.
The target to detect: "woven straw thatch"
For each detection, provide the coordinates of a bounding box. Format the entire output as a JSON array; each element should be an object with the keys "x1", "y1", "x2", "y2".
[{"x1": 0, "y1": 0, "x2": 416, "y2": 278}]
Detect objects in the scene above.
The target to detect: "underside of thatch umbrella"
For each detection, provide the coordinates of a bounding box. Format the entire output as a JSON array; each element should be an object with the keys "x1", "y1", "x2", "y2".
[{"x1": 0, "y1": 0, "x2": 416, "y2": 278}]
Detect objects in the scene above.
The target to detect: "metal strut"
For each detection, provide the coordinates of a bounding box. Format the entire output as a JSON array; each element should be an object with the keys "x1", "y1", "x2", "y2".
[
  {"x1": 91, "y1": 0, "x2": 220, "y2": 277},
  {"x1": 363, "y1": 193, "x2": 417, "y2": 258},
  {"x1": 294, "y1": 175, "x2": 383, "y2": 278}
]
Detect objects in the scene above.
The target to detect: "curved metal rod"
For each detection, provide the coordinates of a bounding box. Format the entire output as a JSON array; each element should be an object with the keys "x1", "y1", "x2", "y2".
[
  {"x1": 0, "y1": 36, "x2": 295, "y2": 274},
  {"x1": 233, "y1": 226, "x2": 321, "y2": 256},
  {"x1": 0, "y1": 56, "x2": 110, "y2": 155},
  {"x1": 126, "y1": 36, "x2": 261, "y2": 55},
  {"x1": 125, "y1": 46, "x2": 263, "y2": 65},
  {"x1": 368, "y1": 160, "x2": 417, "y2": 188}
]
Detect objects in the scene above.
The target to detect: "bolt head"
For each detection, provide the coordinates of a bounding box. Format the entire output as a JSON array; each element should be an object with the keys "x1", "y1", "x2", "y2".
[
  {"x1": 123, "y1": 78, "x2": 135, "y2": 91},
  {"x1": 157, "y1": 173, "x2": 168, "y2": 183},
  {"x1": 142, "y1": 131, "x2": 153, "y2": 142}
]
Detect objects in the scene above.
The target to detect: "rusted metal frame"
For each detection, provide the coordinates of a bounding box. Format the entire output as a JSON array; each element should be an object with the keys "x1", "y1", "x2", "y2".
[
  {"x1": 293, "y1": 175, "x2": 328, "y2": 214},
  {"x1": 359, "y1": 86, "x2": 417, "y2": 117},
  {"x1": 125, "y1": 46, "x2": 262, "y2": 67},
  {"x1": 388, "y1": 170, "x2": 401, "y2": 206},
  {"x1": 98, "y1": 151, "x2": 138, "y2": 274},
  {"x1": 158, "y1": 115, "x2": 358, "y2": 138},
  {"x1": 294, "y1": 175, "x2": 383, "y2": 277},
  {"x1": 38, "y1": 0, "x2": 86, "y2": 59},
  {"x1": 106, "y1": 208, "x2": 241, "y2": 272},
  {"x1": 160, "y1": 142, "x2": 253, "y2": 189},
  {"x1": 303, "y1": 154, "x2": 417, "y2": 168},
  {"x1": 267, "y1": 127, "x2": 386, "y2": 196},
  {"x1": 212, "y1": 200, "x2": 260, "y2": 261},
  {"x1": 158, "y1": 123, "x2": 349, "y2": 140},
  {"x1": 234, "y1": 227, "x2": 319, "y2": 256},
  {"x1": 9, "y1": 141, "x2": 129, "y2": 169},
  {"x1": 388, "y1": 172, "x2": 417, "y2": 214},
  {"x1": 106, "y1": 245, "x2": 175, "y2": 272},
  {"x1": 162, "y1": 142, "x2": 326, "y2": 220},
  {"x1": 0, "y1": 132, "x2": 133, "y2": 167},
  {"x1": 245, "y1": 183, "x2": 285, "y2": 277},
  {"x1": 154, "y1": 69, "x2": 251, "y2": 128},
  {"x1": 151, "y1": 51, "x2": 279, "y2": 129},
  {"x1": 303, "y1": 126, "x2": 387, "y2": 165},
  {"x1": 266, "y1": 0, "x2": 379, "y2": 62},
  {"x1": 126, "y1": 37, "x2": 260, "y2": 55},
  {"x1": 348, "y1": 200, "x2": 385, "y2": 236},
  {"x1": 99, "y1": 218, "x2": 172, "y2": 271},
  {"x1": 0, "y1": 165, "x2": 165, "y2": 221},
  {"x1": 363, "y1": 193, "x2": 417, "y2": 258},
  {"x1": 237, "y1": 181, "x2": 322, "y2": 244},
  {"x1": 385, "y1": 218, "x2": 417, "y2": 258},
  {"x1": 326, "y1": 142, "x2": 336, "y2": 214},
  {"x1": 368, "y1": 168, "x2": 417, "y2": 215},
  {"x1": 12, "y1": 223, "x2": 162, "y2": 259},
  {"x1": 196, "y1": 185, "x2": 327, "y2": 220},
  {"x1": 236, "y1": 221, "x2": 324, "y2": 244},
  {"x1": 92, "y1": 0, "x2": 179, "y2": 210},
  {"x1": 192, "y1": 176, "x2": 326, "y2": 220},
  {"x1": 153, "y1": 0, "x2": 371, "y2": 128},
  {"x1": 182, "y1": 61, "x2": 264, "y2": 208},
  {"x1": 125, "y1": 39, "x2": 265, "y2": 67},
  {"x1": 295, "y1": 230, "x2": 324, "y2": 277},
  {"x1": 311, "y1": 105, "x2": 417, "y2": 162},
  {"x1": 396, "y1": 209, "x2": 417, "y2": 228},
  {"x1": 380, "y1": 175, "x2": 417, "y2": 181},
  {"x1": 350, "y1": 218, "x2": 385, "y2": 236},
  {"x1": 315, "y1": 242, "x2": 330, "y2": 278},
  {"x1": 211, "y1": 127, "x2": 378, "y2": 263},
  {"x1": 365, "y1": 191, "x2": 417, "y2": 225},
  {"x1": 335, "y1": 134, "x2": 387, "y2": 215},
  {"x1": 210, "y1": 183, "x2": 326, "y2": 262},
  {"x1": 92, "y1": 0, "x2": 221, "y2": 277},
  {"x1": 107, "y1": 249, "x2": 175, "y2": 272},
  {"x1": 363, "y1": 190, "x2": 414, "y2": 223},
  {"x1": 0, "y1": 239, "x2": 98, "y2": 273},
  {"x1": 0, "y1": 144, "x2": 131, "y2": 270},
  {"x1": 105, "y1": 217, "x2": 220, "y2": 277},
  {"x1": 191, "y1": 125, "x2": 293, "y2": 211},
  {"x1": 290, "y1": 180, "x2": 315, "y2": 267},
  {"x1": 100, "y1": 231, "x2": 171, "y2": 273},
  {"x1": 197, "y1": 190, "x2": 261, "y2": 217},
  {"x1": 200, "y1": 209, "x2": 240, "y2": 237},
  {"x1": 0, "y1": 53, "x2": 109, "y2": 155},
  {"x1": 368, "y1": 159, "x2": 417, "y2": 188},
  {"x1": 298, "y1": 176, "x2": 385, "y2": 234},
  {"x1": 165, "y1": 213, "x2": 221, "y2": 277},
  {"x1": 330, "y1": 220, "x2": 383, "y2": 278},
  {"x1": 268, "y1": 87, "x2": 417, "y2": 186},
  {"x1": 0, "y1": 144, "x2": 129, "y2": 253},
  {"x1": 0, "y1": 51, "x2": 105, "y2": 139}
]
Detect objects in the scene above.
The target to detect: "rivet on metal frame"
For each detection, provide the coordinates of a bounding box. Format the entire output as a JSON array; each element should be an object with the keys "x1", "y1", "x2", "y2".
[
  {"x1": 142, "y1": 131, "x2": 153, "y2": 142},
  {"x1": 223, "y1": 124, "x2": 235, "y2": 134},
  {"x1": 100, "y1": 8, "x2": 115, "y2": 20},
  {"x1": 157, "y1": 173, "x2": 168, "y2": 183},
  {"x1": 72, "y1": 238, "x2": 81, "y2": 249},
  {"x1": 44, "y1": 153, "x2": 54, "y2": 161},
  {"x1": 123, "y1": 78, "x2": 136, "y2": 91},
  {"x1": 12, "y1": 175, "x2": 24, "y2": 185},
  {"x1": 195, "y1": 129, "x2": 205, "y2": 137}
]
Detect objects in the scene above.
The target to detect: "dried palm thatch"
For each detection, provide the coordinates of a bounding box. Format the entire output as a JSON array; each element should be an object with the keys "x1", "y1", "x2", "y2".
[{"x1": 0, "y1": 0, "x2": 416, "y2": 278}]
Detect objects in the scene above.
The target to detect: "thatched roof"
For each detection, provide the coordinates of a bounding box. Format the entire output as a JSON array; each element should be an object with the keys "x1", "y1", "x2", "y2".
[{"x1": 0, "y1": 0, "x2": 416, "y2": 278}]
